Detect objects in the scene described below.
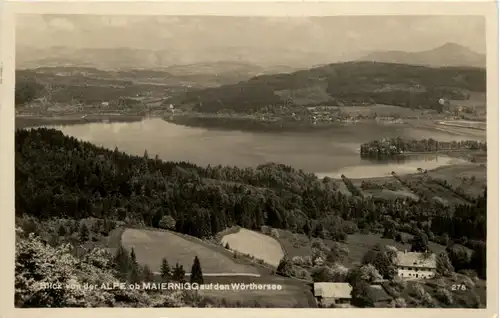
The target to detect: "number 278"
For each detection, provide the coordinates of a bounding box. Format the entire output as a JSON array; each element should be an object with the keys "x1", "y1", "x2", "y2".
[{"x1": 451, "y1": 284, "x2": 467, "y2": 291}]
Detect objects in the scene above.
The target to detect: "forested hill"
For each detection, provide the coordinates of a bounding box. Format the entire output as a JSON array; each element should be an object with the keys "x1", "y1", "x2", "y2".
[
  {"x1": 170, "y1": 61, "x2": 486, "y2": 113},
  {"x1": 16, "y1": 128, "x2": 486, "y2": 249}
]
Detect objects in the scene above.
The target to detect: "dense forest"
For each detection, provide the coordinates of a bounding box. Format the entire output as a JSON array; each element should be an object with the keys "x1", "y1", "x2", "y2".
[
  {"x1": 15, "y1": 128, "x2": 487, "y2": 280},
  {"x1": 360, "y1": 138, "x2": 487, "y2": 158},
  {"x1": 173, "y1": 62, "x2": 486, "y2": 113}
]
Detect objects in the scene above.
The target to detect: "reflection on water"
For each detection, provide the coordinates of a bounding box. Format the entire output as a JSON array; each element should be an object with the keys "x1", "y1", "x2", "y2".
[{"x1": 44, "y1": 118, "x2": 473, "y2": 178}]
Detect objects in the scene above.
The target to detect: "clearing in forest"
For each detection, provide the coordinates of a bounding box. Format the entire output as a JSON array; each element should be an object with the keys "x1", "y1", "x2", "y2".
[
  {"x1": 221, "y1": 228, "x2": 285, "y2": 267},
  {"x1": 121, "y1": 228, "x2": 259, "y2": 274}
]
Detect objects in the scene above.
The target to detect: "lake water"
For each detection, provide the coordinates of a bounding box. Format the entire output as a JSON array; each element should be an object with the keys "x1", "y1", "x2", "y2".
[{"x1": 44, "y1": 118, "x2": 473, "y2": 178}]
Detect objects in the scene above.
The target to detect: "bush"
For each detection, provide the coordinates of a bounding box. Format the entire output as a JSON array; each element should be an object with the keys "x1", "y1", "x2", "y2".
[
  {"x1": 410, "y1": 283, "x2": 426, "y2": 299},
  {"x1": 311, "y1": 265, "x2": 336, "y2": 282},
  {"x1": 291, "y1": 256, "x2": 305, "y2": 266},
  {"x1": 435, "y1": 288, "x2": 453, "y2": 305},
  {"x1": 359, "y1": 264, "x2": 383, "y2": 283},
  {"x1": 303, "y1": 255, "x2": 313, "y2": 267},
  {"x1": 277, "y1": 257, "x2": 293, "y2": 277},
  {"x1": 296, "y1": 268, "x2": 311, "y2": 280},
  {"x1": 436, "y1": 252, "x2": 455, "y2": 277},
  {"x1": 158, "y1": 215, "x2": 176, "y2": 230},
  {"x1": 391, "y1": 297, "x2": 407, "y2": 308},
  {"x1": 460, "y1": 276, "x2": 476, "y2": 289},
  {"x1": 311, "y1": 239, "x2": 330, "y2": 253},
  {"x1": 342, "y1": 221, "x2": 359, "y2": 235},
  {"x1": 312, "y1": 248, "x2": 326, "y2": 266},
  {"x1": 390, "y1": 276, "x2": 407, "y2": 292},
  {"x1": 15, "y1": 232, "x2": 184, "y2": 308}
]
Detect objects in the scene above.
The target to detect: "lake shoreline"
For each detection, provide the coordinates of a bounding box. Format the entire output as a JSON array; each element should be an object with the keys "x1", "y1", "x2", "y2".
[
  {"x1": 15, "y1": 114, "x2": 146, "y2": 129},
  {"x1": 18, "y1": 115, "x2": 487, "y2": 182}
]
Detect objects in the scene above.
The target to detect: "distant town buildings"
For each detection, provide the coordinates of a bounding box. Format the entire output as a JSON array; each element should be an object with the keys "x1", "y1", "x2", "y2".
[{"x1": 395, "y1": 250, "x2": 436, "y2": 280}]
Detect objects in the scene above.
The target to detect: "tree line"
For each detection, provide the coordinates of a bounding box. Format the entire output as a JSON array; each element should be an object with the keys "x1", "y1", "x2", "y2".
[{"x1": 360, "y1": 138, "x2": 487, "y2": 158}]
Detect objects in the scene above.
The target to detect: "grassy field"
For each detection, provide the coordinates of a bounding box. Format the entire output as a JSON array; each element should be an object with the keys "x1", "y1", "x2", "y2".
[
  {"x1": 274, "y1": 229, "x2": 449, "y2": 269},
  {"x1": 425, "y1": 164, "x2": 487, "y2": 198},
  {"x1": 221, "y1": 228, "x2": 285, "y2": 267},
  {"x1": 341, "y1": 233, "x2": 447, "y2": 268},
  {"x1": 345, "y1": 162, "x2": 486, "y2": 203},
  {"x1": 339, "y1": 104, "x2": 427, "y2": 118},
  {"x1": 119, "y1": 227, "x2": 314, "y2": 307},
  {"x1": 197, "y1": 275, "x2": 316, "y2": 308},
  {"x1": 350, "y1": 177, "x2": 419, "y2": 201},
  {"x1": 121, "y1": 228, "x2": 260, "y2": 274}
]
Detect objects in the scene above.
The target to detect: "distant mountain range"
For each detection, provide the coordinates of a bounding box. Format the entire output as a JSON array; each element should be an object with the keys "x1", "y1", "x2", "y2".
[
  {"x1": 16, "y1": 43, "x2": 485, "y2": 78},
  {"x1": 357, "y1": 43, "x2": 486, "y2": 68},
  {"x1": 16, "y1": 46, "x2": 305, "y2": 75}
]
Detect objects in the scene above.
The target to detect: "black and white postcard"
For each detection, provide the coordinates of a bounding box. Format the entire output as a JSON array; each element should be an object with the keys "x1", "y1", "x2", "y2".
[{"x1": 0, "y1": 1, "x2": 498, "y2": 318}]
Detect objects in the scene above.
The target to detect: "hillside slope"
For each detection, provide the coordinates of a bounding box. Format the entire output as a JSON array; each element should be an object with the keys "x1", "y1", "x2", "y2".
[
  {"x1": 170, "y1": 61, "x2": 486, "y2": 113},
  {"x1": 358, "y1": 43, "x2": 486, "y2": 68}
]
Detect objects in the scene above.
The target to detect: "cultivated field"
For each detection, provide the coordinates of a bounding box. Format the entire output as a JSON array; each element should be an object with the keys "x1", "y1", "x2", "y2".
[
  {"x1": 339, "y1": 104, "x2": 429, "y2": 118},
  {"x1": 343, "y1": 162, "x2": 486, "y2": 203},
  {"x1": 121, "y1": 228, "x2": 260, "y2": 274},
  {"x1": 425, "y1": 164, "x2": 487, "y2": 198},
  {"x1": 221, "y1": 228, "x2": 285, "y2": 267}
]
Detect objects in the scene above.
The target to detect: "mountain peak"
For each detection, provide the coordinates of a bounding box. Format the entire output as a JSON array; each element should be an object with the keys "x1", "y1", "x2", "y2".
[
  {"x1": 431, "y1": 42, "x2": 473, "y2": 53},
  {"x1": 358, "y1": 42, "x2": 485, "y2": 68}
]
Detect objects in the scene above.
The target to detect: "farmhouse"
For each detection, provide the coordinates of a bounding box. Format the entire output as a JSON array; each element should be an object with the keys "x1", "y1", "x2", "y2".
[
  {"x1": 366, "y1": 285, "x2": 393, "y2": 307},
  {"x1": 313, "y1": 282, "x2": 352, "y2": 307},
  {"x1": 395, "y1": 250, "x2": 436, "y2": 280}
]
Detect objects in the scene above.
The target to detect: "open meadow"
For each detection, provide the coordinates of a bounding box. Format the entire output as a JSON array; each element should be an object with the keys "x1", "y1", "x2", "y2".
[
  {"x1": 221, "y1": 228, "x2": 285, "y2": 267},
  {"x1": 342, "y1": 162, "x2": 486, "y2": 204},
  {"x1": 274, "y1": 229, "x2": 451, "y2": 269},
  {"x1": 121, "y1": 228, "x2": 260, "y2": 274},
  {"x1": 339, "y1": 104, "x2": 429, "y2": 118},
  {"x1": 198, "y1": 275, "x2": 316, "y2": 308}
]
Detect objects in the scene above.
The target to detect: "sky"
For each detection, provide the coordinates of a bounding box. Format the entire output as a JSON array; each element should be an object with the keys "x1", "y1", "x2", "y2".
[{"x1": 16, "y1": 15, "x2": 486, "y2": 66}]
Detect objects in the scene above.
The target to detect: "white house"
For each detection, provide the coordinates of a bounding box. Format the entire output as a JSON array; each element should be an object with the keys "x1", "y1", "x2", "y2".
[{"x1": 395, "y1": 250, "x2": 436, "y2": 280}]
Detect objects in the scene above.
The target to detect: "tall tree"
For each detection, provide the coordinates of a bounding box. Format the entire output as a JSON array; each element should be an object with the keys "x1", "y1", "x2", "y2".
[
  {"x1": 190, "y1": 256, "x2": 204, "y2": 285},
  {"x1": 57, "y1": 224, "x2": 67, "y2": 237},
  {"x1": 79, "y1": 223, "x2": 89, "y2": 243},
  {"x1": 130, "y1": 248, "x2": 138, "y2": 269},
  {"x1": 361, "y1": 246, "x2": 396, "y2": 280},
  {"x1": 129, "y1": 248, "x2": 140, "y2": 283},
  {"x1": 470, "y1": 242, "x2": 486, "y2": 279},
  {"x1": 277, "y1": 257, "x2": 294, "y2": 277},
  {"x1": 113, "y1": 246, "x2": 131, "y2": 280},
  {"x1": 160, "y1": 257, "x2": 171, "y2": 281},
  {"x1": 410, "y1": 232, "x2": 430, "y2": 253},
  {"x1": 142, "y1": 265, "x2": 154, "y2": 282},
  {"x1": 436, "y1": 252, "x2": 454, "y2": 277},
  {"x1": 172, "y1": 263, "x2": 186, "y2": 282},
  {"x1": 351, "y1": 281, "x2": 374, "y2": 308}
]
